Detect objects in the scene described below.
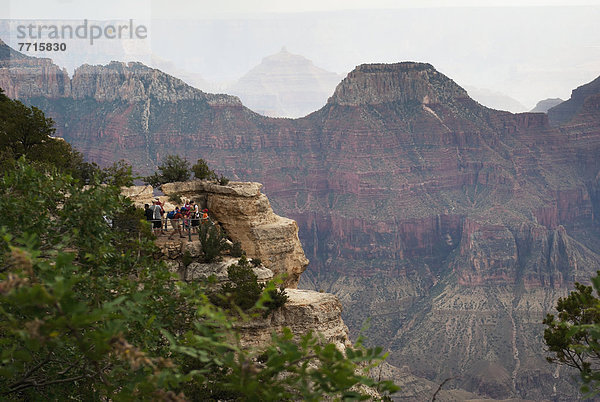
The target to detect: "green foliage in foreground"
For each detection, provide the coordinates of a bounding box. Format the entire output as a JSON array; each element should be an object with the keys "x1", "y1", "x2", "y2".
[
  {"x1": 544, "y1": 273, "x2": 600, "y2": 397},
  {"x1": 0, "y1": 160, "x2": 398, "y2": 400}
]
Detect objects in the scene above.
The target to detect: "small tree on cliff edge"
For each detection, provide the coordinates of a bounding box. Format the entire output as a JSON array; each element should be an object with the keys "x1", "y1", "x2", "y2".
[
  {"x1": 144, "y1": 154, "x2": 190, "y2": 187},
  {"x1": 192, "y1": 158, "x2": 217, "y2": 181},
  {"x1": 543, "y1": 272, "x2": 600, "y2": 396}
]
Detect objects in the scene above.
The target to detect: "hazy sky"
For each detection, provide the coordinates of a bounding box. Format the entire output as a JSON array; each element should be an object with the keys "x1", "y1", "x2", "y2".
[{"x1": 2, "y1": 0, "x2": 600, "y2": 108}]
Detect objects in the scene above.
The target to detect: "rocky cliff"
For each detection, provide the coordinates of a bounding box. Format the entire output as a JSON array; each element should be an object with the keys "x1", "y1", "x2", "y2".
[
  {"x1": 0, "y1": 38, "x2": 70, "y2": 99},
  {"x1": 4, "y1": 44, "x2": 600, "y2": 400},
  {"x1": 548, "y1": 75, "x2": 600, "y2": 125},
  {"x1": 122, "y1": 180, "x2": 347, "y2": 351},
  {"x1": 159, "y1": 180, "x2": 309, "y2": 288}
]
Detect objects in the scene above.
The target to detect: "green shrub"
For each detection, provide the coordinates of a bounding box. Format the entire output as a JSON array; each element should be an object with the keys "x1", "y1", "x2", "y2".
[
  {"x1": 198, "y1": 221, "x2": 227, "y2": 263},
  {"x1": 230, "y1": 241, "x2": 244, "y2": 258},
  {"x1": 218, "y1": 256, "x2": 263, "y2": 312},
  {"x1": 0, "y1": 88, "x2": 100, "y2": 184},
  {"x1": 211, "y1": 257, "x2": 288, "y2": 317},
  {"x1": 182, "y1": 251, "x2": 194, "y2": 267},
  {"x1": 192, "y1": 158, "x2": 217, "y2": 180},
  {"x1": 218, "y1": 175, "x2": 230, "y2": 186},
  {"x1": 263, "y1": 287, "x2": 289, "y2": 317},
  {"x1": 143, "y1": 155, "x2": 190, "y2": 186},
  {"x1": 101, "y1": 160, "x2": 135, "y2": 187},
  {"x1": 250, "y1": 258, "x2": 262, "y2": 267}
]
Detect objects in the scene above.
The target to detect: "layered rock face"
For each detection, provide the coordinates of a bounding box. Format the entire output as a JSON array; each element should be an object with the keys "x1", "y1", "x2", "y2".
[
  {"x1": 0, "y1": 39, "x2": 70, "y2": 99},
  {"x1": 328, "y1": 62, "x2": 469, "y2": 106},
  {"x1": 5, "y1": 46, "x2": 600, "y2": 400},
  {"x1": 70, "y1": 62, "x2": 239, "y2": 105},
  {"x1": 237, "y1": 289, "x2": 350, "y2": 349}
]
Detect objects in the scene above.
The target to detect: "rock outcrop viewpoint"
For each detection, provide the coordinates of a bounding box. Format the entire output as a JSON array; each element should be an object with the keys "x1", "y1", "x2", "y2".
[
  {"x1": 123, "y1": 180, "x2": 347, "y2": 351},
  {"x1": 159, "y1": 180, "x2": 309, "y2": 288},
  {"x1": 4, "y1": 40, "x2": 600, "y2": 400}
]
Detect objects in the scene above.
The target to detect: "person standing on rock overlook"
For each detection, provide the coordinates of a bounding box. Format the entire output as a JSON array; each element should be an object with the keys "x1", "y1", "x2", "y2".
[
  {"x1": 144, "y1": 203, "x2": 153, "y2": 223},
  {"x1": 190, "y1": 200, "x2": 200, "y2": 233},
  {"x1": 168, "y1": 207, "x2": 184, "y2": 240},
  {"x1": 151, "y1": 199, "x2": 162, "y2": 236}
]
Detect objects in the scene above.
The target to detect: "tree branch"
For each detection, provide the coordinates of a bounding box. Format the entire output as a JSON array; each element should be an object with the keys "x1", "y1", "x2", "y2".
[{"x1": 5, "y1": 374, "x2": 88, "y2": 395}]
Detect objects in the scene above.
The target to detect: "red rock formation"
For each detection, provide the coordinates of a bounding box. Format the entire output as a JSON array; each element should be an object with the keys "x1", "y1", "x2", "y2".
[
  {"x1": 3, "y1": 44, "x2": 600, "y2": 399},
  {"x1": 0, "y1": 39, "x2": 70, "y2": 99},
  {"x1": 7, "y1": 50, "x2": 598, "y2": 289}
]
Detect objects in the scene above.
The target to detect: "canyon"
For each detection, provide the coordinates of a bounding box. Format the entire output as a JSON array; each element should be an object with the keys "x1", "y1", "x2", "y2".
[{"x1": 2, "y1": 38, "x2": 600, "y2": 400}]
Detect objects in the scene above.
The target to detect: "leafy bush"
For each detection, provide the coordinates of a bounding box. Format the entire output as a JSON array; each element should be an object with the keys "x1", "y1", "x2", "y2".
[
  {"x1": 198, "y1": 221, "x2": 227, "y2": 263},
  {"x1": 143, "y1": 155, "x2": 190, "y2": 187},
  {"x1": 212, "y1": 256, "x2": 288, "y2": 317},
  {"x1": 100, "y1": 160, "x2": 135, "y2": 187},
  {"x1": 0, "y1": 88, "x2": 99, "y2": 183},
  {"x1": 191, "y1": 158, "x2": 216, "y2": 180},
  {"x1": 251, "y1": 257, "x2": 262, "y2": 267},
  {"x1": 263, "y1": 287, "x2": 289, "y2": 316},
  {"x1": 216, "y1": 256, "x2": 264, "y2": 312},
  {"x1": 230, "y1": 241, "x2": 244, "y2": 258},
  {"x1": 218, "y1": 175, "x2": 230, "y2": 186}
]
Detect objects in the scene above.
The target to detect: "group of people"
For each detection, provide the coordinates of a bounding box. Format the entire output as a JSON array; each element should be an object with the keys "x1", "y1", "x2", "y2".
[{"x1": 144, "y1": 199, "x2": 210, "y2": 240}]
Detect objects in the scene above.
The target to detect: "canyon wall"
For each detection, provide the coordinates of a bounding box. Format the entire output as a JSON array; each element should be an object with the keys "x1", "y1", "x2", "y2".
[{"x1": 3, "y1": 41, "x2": 600, "y2": 400}]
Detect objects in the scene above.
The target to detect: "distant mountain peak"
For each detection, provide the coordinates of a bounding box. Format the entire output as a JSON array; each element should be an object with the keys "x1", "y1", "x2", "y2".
[
  {"x1": 227, "y1": 49, "x2": 342, "y2": 118},
  {"x1": 328, "y1": 62, "x2": 469, "y2": 107},
  {"x1": 258, "y1": 48, "x2": 316, "y2": 68},
  {"x1": 530, "y1": 98, "x2": 563, "y2": 113}
]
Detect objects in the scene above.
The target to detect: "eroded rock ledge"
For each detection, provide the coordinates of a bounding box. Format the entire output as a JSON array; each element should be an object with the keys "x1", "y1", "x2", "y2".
[
  {"x1": 237, "y1": 289, "x2": 351, "y2": 350},
  {"x1": 123, "y1": 180, "x2": 348, "y2": 348},
  {"x1": 160, "y1": 180, "x2": 309, "y2": 288}
]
